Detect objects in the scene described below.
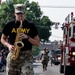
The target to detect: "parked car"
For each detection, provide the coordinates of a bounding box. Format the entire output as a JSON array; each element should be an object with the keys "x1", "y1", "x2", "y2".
[
  {"x1": 50, "y1": 49, "x2": 61, "y2": 65},
  {"x1": 55, "y1": 49, "x2": 61, "y2": 62}
]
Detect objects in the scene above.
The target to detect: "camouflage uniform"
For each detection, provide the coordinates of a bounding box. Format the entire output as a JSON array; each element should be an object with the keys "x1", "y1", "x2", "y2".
[
  {"x1": 6, "y1": 51, "x2": 34, "y2": 75},
  {"x1": 41, "y1": 50, "x2": 49, "y2": 71}
]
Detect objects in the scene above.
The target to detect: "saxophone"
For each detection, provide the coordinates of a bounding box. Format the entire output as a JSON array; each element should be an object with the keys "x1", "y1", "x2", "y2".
[{"x1": 11, "y1": 19, "x2": 24, "y2": 60}]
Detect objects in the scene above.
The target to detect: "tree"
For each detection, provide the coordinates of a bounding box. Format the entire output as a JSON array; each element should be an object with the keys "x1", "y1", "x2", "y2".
[
  {"x1": 32, "y1": 46, "x2": 41, "y2": 56},
  {"x1": 25, "y1": 1, "x2": 52, "y2": 41},
  {"x1": 0, "y1": 0, "x2": 52, "y2": 41},
  {"x1": 39, "y1": 16, "x2": 51, "y2": 42}
]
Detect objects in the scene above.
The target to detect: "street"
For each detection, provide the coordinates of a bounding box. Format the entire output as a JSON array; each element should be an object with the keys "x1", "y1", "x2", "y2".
[
  {"x1": 33, "y1": 61, "x2": 64, "y2": 75},
  {"x1": 0, "y1": 61, "x2": 64, "y2": 75}
]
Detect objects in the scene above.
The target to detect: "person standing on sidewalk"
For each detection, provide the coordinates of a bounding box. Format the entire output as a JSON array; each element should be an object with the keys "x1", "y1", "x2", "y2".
[{"x1": 1, "y1": 4, "x2": 39, "y2": 75}]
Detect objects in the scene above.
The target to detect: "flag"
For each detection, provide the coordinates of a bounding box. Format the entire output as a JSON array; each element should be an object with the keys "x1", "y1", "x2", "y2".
[{"x1": 6, "y1": 0, "x2": 10, "y2": 4}]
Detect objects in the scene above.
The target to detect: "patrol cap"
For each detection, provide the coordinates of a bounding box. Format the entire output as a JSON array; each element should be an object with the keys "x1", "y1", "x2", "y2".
[{"x1": 14, "y1": 4, "x2": 25, "y2": 13}]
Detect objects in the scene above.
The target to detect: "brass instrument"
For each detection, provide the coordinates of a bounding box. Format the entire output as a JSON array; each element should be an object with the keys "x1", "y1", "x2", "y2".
[{"x1": 12, "y1": 19, "x2": 24, "y2": 60}]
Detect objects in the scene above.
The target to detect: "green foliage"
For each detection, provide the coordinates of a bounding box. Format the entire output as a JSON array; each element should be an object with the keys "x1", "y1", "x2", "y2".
[
  {"x1": 25, "y1": 1, "x2": 52, "y2": 41},
  {"x1": 32, "y1": 46, "x2": 41, "y2": 56},
  {"x1": 25, "y1": 1, "x2": 42, "y2": 24},
  {"x1": 41, "y1": 16, "x2": 51, "y2": 30},
  {"x1": 38, "y1": 27, "x2": 51, "y2": 41},
  {"x1": 0, "y1": 0, "x2": 52, "y2": 41}
]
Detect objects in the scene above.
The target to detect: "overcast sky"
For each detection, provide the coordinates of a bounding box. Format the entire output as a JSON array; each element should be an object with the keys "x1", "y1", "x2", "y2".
[{"x1": 29, "y1": 0, "x2": 75, "y2": 41}]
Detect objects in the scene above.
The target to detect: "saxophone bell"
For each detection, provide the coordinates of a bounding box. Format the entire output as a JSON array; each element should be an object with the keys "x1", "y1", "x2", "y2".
[{"x1": 15, "y1": 41, "x2": 24, "y2": 48}]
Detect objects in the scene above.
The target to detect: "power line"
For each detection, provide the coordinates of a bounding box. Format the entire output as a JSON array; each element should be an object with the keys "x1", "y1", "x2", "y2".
[{"x1": 40, "y1": 6, "x2": 75, "y2": 8}]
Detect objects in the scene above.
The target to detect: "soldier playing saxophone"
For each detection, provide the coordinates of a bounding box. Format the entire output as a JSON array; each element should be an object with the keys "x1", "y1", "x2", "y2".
[{"x1": 1, "y1": 4, "x2": 40, "y2": 75}]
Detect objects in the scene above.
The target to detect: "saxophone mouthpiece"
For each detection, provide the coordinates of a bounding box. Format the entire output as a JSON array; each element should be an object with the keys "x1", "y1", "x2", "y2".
[
  {"x1": 20, "y1": 18, "x2": 22, "y2": 20},
  {"x1": 20, "y1": 17, "x2": 22, "y2": 20}
]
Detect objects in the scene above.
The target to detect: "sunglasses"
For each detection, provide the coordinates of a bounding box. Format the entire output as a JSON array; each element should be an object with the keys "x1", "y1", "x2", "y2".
[{"x1": 16, "y1": 13, "x2": 24, "y2": 15}]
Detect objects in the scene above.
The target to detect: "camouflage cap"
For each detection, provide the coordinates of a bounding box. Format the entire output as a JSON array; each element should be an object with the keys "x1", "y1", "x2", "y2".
[{"x1": 14, "y1": 4, "x2": 25, "y2": 13}]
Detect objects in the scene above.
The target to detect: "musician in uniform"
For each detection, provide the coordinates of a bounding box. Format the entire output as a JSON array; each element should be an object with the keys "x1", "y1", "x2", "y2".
[
  {"x1": 1, "y1": 4, "x2": 39, "y2": 75},
  {"x1": 40, "y1": 48, "x2": 49, "y2": 71}
]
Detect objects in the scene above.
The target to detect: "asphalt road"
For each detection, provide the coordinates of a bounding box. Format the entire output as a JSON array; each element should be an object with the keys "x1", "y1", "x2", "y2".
[{"x1": 0, "y1": 61, "x2": 64, "y2": 75}]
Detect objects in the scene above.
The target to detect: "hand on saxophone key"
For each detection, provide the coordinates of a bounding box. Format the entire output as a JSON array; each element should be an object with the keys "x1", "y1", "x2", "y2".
[
  {"x1": 19, "y1": 33, "x2": 28, "y2": 40},
  {"x1": 8, "y1": 45, "x2": 14, "y2": 53}
]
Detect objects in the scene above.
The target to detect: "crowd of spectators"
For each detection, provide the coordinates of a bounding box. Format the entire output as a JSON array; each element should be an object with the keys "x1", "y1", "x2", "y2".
[{"x1": 0, "y1": 42, "x2": 8, "y2": 72}]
